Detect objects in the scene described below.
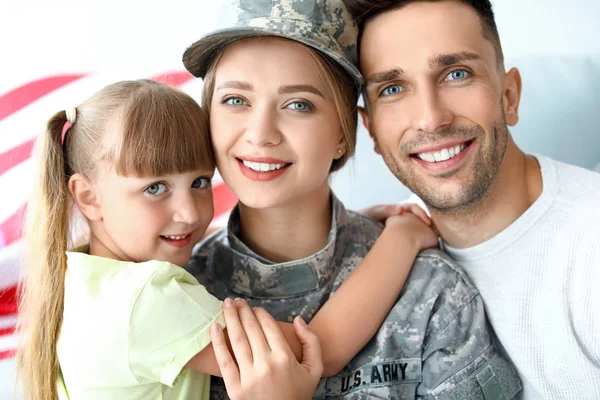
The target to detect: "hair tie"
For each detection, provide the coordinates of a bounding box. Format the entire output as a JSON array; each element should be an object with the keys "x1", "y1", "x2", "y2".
[
  {"x1": 65, "y1": 107, "x2": 77, "y2": 124},
  {"x1": 62, "y1": 107, "x2": 77, "y2": 144}
]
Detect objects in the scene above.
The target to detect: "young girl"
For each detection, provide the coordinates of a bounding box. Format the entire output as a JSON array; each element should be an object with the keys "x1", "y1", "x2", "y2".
[{"x1": 17, "y1": 79, "x2": 436, "y2": 400}]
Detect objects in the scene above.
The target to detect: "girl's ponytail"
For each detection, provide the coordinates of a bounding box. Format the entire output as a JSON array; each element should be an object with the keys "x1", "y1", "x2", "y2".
[{"x1": 17, "y1": 110, "x2": 73, "y2": 400}]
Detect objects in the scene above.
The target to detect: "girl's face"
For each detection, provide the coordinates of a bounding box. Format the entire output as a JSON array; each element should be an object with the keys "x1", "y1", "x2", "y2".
[
  {"x1": 90, "y1": 168, "x2": 214, "y2": 266},
  {"x1": 209, "y1": 38, "x2": 345, "y2": 210}
]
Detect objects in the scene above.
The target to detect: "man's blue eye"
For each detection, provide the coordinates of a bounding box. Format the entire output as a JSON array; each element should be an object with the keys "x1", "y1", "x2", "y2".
[
  {"x1": 145, "y1": 183, "x2": 167, "y2": 195},
  {"x1": 287, "y1": 101, "x2": 312, "y2": 111},
  {"x1": 192, "y1": 177, "x2": 211, "y2": 189},
  {"x1": 382, "y1": 85, "x2": 402, "y2": 96},
  {"x1": 225, "y1": 97, "x2": 246, "y2": 106},
  {"x1": 447, "y1": 70, "x2": 470, "y2": 81}
]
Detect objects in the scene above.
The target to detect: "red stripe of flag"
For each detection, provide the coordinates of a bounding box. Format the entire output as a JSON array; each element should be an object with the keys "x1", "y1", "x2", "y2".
[
  {"x1": 0, "y1": 326, "x2": 15, "y2": 337},
  {"x1": 0, "y1": 204, "x2": 26, "y2": 248},
  {"x1": 149, "y1": 71, "x2": 194, "y2": 87},
  {"x1": 213, "y1": 182, "x2": 237, "y2": 218},
  {"x1": 0, "y1": 74, "x2": 88, "y2": 123},
  {"x1": 0, "y1": 349, "x2": 16, "y2": 361},
  {"x1": 0, "y1": 285, "x2": 18, "y2": 316}
]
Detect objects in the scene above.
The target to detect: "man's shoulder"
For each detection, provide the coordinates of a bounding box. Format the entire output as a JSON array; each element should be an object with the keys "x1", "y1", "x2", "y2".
[
  {"x1": 543, "y1": 157, "x2": 600, "y2": 230},
  {"x1": 547, "y1": 156, "x2": 600, "y2": 202}
]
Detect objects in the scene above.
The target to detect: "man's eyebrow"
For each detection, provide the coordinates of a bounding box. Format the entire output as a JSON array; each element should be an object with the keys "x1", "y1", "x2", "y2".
[
  {"x1": 279, "y1": 84, "x2": 325, "y2": 98},
  {"x1": 365, "y1": 68, "x2": 405, "y2": 88},
  {"x1": 215, "y1": 81, "x2": 254, "y2": 91},
  {"x1": 428, "y1": 52, "x2": 482, "y2": 69}
]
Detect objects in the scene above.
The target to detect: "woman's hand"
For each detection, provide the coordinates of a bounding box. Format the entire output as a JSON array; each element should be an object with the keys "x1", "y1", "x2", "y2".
[{"x1": 211, "y1": 298, "x2": 323, "y2": 400}]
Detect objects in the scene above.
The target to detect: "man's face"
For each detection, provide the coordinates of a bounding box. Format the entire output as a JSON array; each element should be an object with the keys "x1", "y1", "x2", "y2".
[{"x1": 360, "y1": 1, "x2": 518, "y2": 212}]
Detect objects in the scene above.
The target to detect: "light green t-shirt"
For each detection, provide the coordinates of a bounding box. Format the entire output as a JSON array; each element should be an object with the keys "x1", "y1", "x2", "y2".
[{"x1": 57, "y1": 249, "x2": 225, "y2": 399}]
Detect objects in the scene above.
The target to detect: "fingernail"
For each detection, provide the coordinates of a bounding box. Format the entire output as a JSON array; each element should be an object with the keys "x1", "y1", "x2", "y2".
[
  {"x1": 234, "y1": 297, "x2": 245, "y2": 304},
  {"x1": 297, "y1": 317, "x2": 307, "y2": 327},
  {"x1": 211, "y1": 323, "x2": 221, "y2": 334},
  {"x1": 224, "y1": 298, "x2": 234, "y2": 308}
]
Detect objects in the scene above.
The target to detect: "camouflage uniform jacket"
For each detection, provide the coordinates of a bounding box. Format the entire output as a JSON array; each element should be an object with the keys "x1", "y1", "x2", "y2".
[{"x1": 186, "y1": 194, "x2": 522, "y2": 399}]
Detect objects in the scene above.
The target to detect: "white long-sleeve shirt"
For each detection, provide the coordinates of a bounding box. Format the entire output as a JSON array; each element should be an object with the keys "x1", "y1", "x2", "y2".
[{"x1": 439, "y1": 155, "x2": 600, "y2": 399}]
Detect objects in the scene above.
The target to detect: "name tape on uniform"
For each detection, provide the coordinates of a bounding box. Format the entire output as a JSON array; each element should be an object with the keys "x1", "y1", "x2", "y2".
[{"x1": 325, "y1": 358, "x2": 422, "y2": 397}]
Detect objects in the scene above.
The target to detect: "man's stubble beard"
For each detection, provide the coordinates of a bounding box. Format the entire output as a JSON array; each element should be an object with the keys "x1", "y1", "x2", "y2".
[{"x1": 378, "y1": 113, "x2": 509, "y2": 214}]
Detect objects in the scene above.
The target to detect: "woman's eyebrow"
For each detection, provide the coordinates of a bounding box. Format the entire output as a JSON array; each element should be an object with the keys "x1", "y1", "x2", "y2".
[
  {"x1": 216, "y1": 81, "x2": 254, "y2": 91},
  {"x1": 279, "y1": 84, "x2": 325, "y2": 98}
]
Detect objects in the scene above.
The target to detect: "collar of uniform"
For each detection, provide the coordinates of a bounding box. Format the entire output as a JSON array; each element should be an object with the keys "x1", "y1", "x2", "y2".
[{"x1": 208, "y1": 192, "x2": 351, "y2": 298}]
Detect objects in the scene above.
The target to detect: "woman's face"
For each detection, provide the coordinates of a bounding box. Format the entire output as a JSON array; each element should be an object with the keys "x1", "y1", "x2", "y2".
[{"x1": 209, "y1": 37, "x2": 345, "y2": 210}]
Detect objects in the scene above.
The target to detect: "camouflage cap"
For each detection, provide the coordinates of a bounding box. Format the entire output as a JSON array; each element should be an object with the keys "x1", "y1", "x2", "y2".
[{"x1": 182, "y1": 0, "x2": 362, "y2": 86}]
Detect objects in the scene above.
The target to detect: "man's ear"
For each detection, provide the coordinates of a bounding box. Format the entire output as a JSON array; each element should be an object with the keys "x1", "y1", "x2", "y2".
[
  {"x1": 359, "y1": 105, "x2": 382, "y2": 155},
  {"x1": 503, "y1": 67, "x2": 522, "y2": 127},
  {"x1": 68, "y1": 173, "x2": 102, "y2": 221}
]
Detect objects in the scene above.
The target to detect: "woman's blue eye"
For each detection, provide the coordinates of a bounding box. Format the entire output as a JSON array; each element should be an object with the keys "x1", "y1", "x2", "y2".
[
  {"x1": 225, "y1": 97, "x2": 247, "y2": 106},
  {"x1": 192, "y1": 177, "x2": 211, "y2": 189},
  {"x1": 145, "y1": 183, "x2": 167, "y2": 195},
  {"x1": 381, "y1": 85, "x2": 403, "y2": 96},
  {"x1": 446, "y1": 70, "x2": 470, "y2": 81},
  {"x1": 286, "y1": 101, "x2": 312, "y2": 112}
]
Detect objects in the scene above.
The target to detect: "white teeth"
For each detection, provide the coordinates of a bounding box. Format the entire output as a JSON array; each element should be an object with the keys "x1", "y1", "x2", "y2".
[
  {"x1": 417, "y1": 143, "x2": 468, "y2": 163},
  {"x1": 420, "y1": 153, "x2": 435, "y2": 162},
  {"x1": 242, "y1": 160, "x2": 286, "y2": 172},
  {"x1": 440, "y1": 148, "x2": 450, "y2": 161},
  {"x1": 164, "y1": 235, "x2": 187, "y2": 240}
]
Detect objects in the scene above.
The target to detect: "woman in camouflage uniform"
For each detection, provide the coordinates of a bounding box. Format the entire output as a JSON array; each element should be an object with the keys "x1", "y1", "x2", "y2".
[{"x1": 183, "y1": 0, "x2": 522, "y2": 398}]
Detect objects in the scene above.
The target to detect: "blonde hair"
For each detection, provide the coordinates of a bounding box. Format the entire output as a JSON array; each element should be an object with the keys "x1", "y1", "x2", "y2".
[
  {"x1": 16, "y1": 79, "x2": 213, "y2": 400},
  {"x1": 202, "y1": 38, "x2": 359, "y2": 172}
]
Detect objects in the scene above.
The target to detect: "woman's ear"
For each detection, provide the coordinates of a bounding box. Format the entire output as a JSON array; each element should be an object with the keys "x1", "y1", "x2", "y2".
[
  {"x1": 68, "y1": 173, "x2": 102, "y2": 221},
  {"x1": 334, "y1": 136, "x2": 346, "y2": 160}
]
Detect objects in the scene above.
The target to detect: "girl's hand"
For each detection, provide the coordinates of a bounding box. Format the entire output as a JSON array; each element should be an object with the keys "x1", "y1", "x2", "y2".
[
  {"x1": 360, "y1": 203, "x2": 431, "y2": 226},
  {"x1": 384, "y1": 211, "x2": 439, "y2": 251},
  {"x1": 211, "y1": 298, "x2": 323, "y2": 400}
]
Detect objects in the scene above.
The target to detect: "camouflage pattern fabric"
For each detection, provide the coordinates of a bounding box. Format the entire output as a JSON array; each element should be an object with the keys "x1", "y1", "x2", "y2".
[
  {"x1": 186, "y1": 193, "x2": 522, "y2": 399},
  {"x1": 182, "y1": 0, "x2": 362, "y2": 86}
]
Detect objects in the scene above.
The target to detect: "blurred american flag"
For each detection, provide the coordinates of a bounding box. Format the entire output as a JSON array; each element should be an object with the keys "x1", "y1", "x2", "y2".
[{"x1": 0, "y1": 71, "x2": 237, "y2": 362}]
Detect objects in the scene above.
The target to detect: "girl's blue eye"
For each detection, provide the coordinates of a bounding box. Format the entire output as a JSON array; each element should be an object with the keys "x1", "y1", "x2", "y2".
[
  {"x1": 286, "y1": 101, "x2": 312, "y2": 112},
  {"x1": 145, "y1": 183, "x2": 167, "y2": 195},
  {"x1": 225, "y1": 97, "x2": 247, "y2": 106},
  {"x1": 446, "y1": 70, "x2": 470, "y2": 81},
  {"x1": 381, "y1": 85, "x2": 403, "y2": 96},
  {"x1": 192, "y1": 177, "x2": 211, "y2": 189}
]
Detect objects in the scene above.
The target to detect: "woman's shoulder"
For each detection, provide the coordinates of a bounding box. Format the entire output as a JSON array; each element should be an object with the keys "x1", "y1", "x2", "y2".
[
  {"x1": 332, "y1": 209, "x2": 384, "y2": 269},
  {"x1": 343, "y1": 209, "x2": 384, "y2": 241},
  {"x1": 193, "y1": 226, "x2": 228, "y2": 255},
  {"x1": 186, "y1": 227, "x2": 228, "y2": 279}
]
